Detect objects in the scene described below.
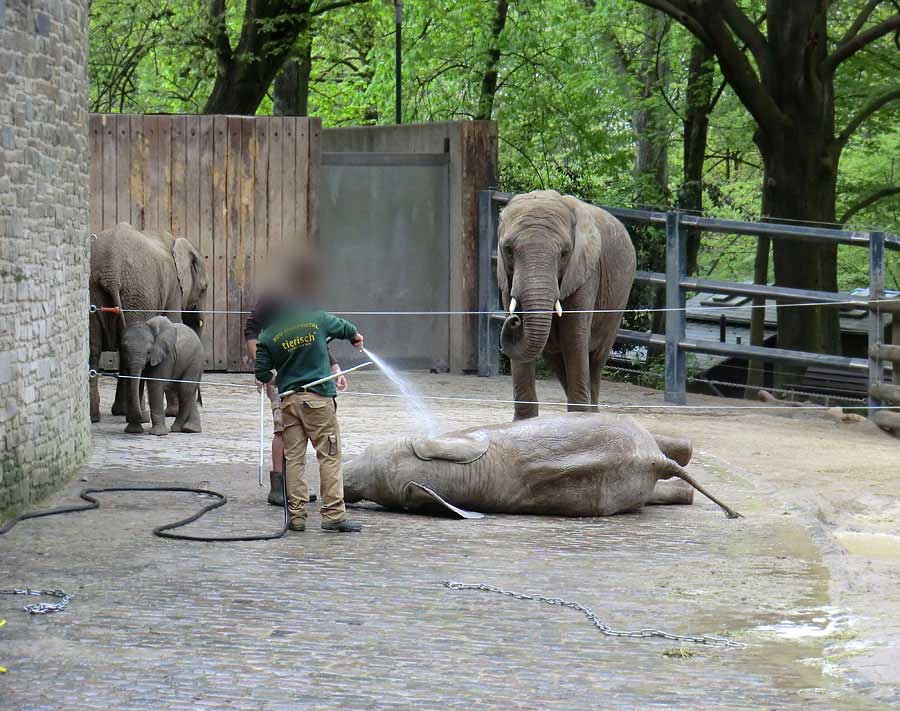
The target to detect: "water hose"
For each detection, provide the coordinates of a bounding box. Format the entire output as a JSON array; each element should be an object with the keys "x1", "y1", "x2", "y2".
[{"x1": 0, "y1": 475, "x2": 290, "y2": 542}]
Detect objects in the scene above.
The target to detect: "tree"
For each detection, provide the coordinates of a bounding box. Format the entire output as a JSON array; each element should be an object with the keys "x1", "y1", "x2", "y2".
[
  {"x1": 627, "y1": 0, "x2": 900, "y2": 356},
  {"x1": 203, "y1": 0, "x2": 370, "y2": 115}
]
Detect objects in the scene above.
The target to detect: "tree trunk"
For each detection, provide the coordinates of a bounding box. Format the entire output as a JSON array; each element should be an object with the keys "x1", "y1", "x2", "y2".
[
  {"x1": 679, "y1": 41, "x2": 714, "y2": 276},
  {"x1": 629, "y1": 7, "x2": 671, "y2": 349},
  {"x1": 475, "y1": 0, "x2": 510, "y2": 121},
  {"x1": 757, "y1": 1, "x2": 841, "y2": 357},
  {"x1": 746, "y1": 236, "x2": 770, "y2": 398},
  {"x1": 273, "y1": 40, "x2": 313, "y2": 116},
  {"x1": 203, "y1": 0, "x2": 312, "y2": 115}
]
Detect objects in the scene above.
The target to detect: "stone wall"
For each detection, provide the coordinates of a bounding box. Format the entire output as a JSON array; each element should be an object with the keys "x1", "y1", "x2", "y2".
[{"x1": 0, "y1": 0, "x2": 91, "y2": 518}]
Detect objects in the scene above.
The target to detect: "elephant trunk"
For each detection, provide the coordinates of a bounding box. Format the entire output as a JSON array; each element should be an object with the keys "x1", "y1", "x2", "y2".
[
  {"x1": 500, "y1": 273, "x2": 558, "y2": 363},
  {"x1": 125, "y1": 351, "x2": 146, "y2": 425}
]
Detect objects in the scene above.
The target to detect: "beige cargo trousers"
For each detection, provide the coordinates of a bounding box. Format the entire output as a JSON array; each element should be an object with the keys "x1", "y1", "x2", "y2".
[{"x1": 281, "y1": 391, "x2": 346, "y2": 525}]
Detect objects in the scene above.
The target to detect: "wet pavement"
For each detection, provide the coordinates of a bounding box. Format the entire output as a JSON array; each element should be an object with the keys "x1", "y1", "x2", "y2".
[{"x1": 0, "y1": 372, "x2": 894, "y2": 710}]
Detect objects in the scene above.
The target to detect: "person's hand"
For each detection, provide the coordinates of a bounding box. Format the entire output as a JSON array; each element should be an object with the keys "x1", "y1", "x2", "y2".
[
  {"x1": 256, "y1": 379, "x2": 265, "y2": 393},
  {"x1": 332, "y1": 363, "x2": 349, "y2": 392},
  {"x1": 351, "y1": 333, "x2": 364, "y2": 350}
]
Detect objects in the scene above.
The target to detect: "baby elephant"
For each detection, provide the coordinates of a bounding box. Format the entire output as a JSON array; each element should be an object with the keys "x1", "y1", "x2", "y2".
[
  {"x1": 121, "y1": 316, "x2": 203, "y2": 435},
  {"x1": 344, "y1": 413, "x2": 741, "y2": 519}
]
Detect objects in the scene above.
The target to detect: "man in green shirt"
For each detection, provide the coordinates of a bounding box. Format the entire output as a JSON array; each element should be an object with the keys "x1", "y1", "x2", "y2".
[{"x1": 255, "y1": 307, "x2": 365, "y2": 533}]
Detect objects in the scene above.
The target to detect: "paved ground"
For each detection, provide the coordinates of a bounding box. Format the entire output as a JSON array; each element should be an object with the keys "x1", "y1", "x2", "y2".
[{"x1": 2, "y1": 370, "x2": 898, "y2": 710}]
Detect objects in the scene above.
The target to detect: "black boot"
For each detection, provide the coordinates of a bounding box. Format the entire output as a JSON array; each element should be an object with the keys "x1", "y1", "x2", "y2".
[
  {"x1": 269, "y1": 472, "x2": 318, "y2": 505},
  {"x1": 268, "y1": 471, "x2": 284, "y2": 506}
]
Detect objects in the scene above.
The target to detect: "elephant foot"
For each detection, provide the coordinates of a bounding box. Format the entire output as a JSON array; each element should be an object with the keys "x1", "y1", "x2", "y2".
[
  {"x1": 111, "y1": 404, "x2": 128, "y2": 417},
  {"x1": 124, "y1": 422, "x2": 144, "y2": 434},
  {"x1": 178, "y1": 421, "x2": 202, "y2": 434},
  {"x1": 149, "y1": 424, "x2": 168, "y2": 436},
  {"x1": 91, "y1": 412, "x2": 101, "y2": 423},
  {"x1": 141, "y1": 410, "x2": 150, "y2": 424},
  {"x1": 165, "y1": 406, "x2": 179, "y2": 417}
]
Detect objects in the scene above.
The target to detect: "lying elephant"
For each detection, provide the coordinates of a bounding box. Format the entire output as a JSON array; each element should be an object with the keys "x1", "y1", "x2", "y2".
[{"x1": 343, "y1": 413, "x2": 741, "y2": 519}]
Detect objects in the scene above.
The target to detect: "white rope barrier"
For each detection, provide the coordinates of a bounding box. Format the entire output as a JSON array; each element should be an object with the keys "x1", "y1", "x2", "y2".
[
  {"x1": 88, "y1": 297, "x2": 900, "y2": 318},
  {"x1": 93, "y1": 372, "x2": 893, "y2": 412},
  {"x1": 258, "y1": 387, "x2": 266, "y2": 488}
]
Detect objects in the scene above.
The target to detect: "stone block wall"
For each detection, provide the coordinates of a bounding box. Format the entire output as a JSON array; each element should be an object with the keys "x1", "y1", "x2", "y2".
[{"x1": 0, "y1": 0, "x2": 91, "y2": 518}]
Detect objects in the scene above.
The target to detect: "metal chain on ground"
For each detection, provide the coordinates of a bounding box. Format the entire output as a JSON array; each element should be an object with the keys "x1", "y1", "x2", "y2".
[
  {"x1": 0, "y1": 588, "x2": 73, "y2": 615},
  {"x1": 443, "y1": 581, "x2": 744, "y2": 648}
]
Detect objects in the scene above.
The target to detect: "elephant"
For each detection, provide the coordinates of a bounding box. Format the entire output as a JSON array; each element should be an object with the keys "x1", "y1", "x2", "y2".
[
  {"x1": 343, "y1": 413, "x2": 741, "y2": 519},
  {"x1": 89, "y1": 222, "x2": 208, "y2": 423},
  {"x1": 120, "y1": 316, "x2": 204, "y2": 435},
  {"x1": 497, "y1": 190, "x2": 636, "y2": 420}
]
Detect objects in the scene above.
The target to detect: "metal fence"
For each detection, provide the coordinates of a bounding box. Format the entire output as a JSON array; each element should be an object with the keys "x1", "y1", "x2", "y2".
[{"x1": 477, "y1": 189, "x2": 900, "y2": 412}]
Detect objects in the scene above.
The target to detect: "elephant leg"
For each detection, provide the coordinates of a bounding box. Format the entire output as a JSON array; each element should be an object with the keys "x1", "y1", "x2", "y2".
[
  {"x1": 165, "y1": 385, "x2": 180, "y2": 417},
  {"x1": 171, "y1": 382, "x2": 201, "y2": 433},
  {"x1": 89, "y1": 316, "x2": 102, "y2": 423},
  {"x1": 510, "y1": 359, "x2": 539, "y2": 420},
  {"x1": 560, "y1": 317, "x2": 592, "y2": 412},
  {"x1": 146, "y1": 379, "x2": 168, "y2": 436},
  {"x1": 589, "y1": 347, "x2": 611, "y2": 409},
  {"x1": 111, "y1": 376, "x2": 129, "y2": 416},
  {"x1": 653, "y1": 434, "x2": 692, "y2": 466},
  {"x1": 647, "y1": 478, "x2": 695, "y2": 506},
  {"x1": 138, "y1": 379, "x2": 150, "y2": 423}
]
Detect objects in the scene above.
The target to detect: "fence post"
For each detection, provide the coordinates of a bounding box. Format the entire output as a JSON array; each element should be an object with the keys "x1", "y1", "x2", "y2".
[
  {"x1": 664, "y1": 210, "x2": 687, "y2": 404},
  {"x1": 868, "y1": 231, "x2": 885, "y2": 412},
  {"x1": 478, "y1": 190, "x2": 500, "y2": 377}
]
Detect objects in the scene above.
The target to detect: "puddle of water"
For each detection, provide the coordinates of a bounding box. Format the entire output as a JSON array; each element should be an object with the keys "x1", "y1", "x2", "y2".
[
  {"x1": 753, "y1": 606, "x2": 851, "y2": 641},
  {"x1": 834, "y1": 531, "x2": 900, "y2": 561}
]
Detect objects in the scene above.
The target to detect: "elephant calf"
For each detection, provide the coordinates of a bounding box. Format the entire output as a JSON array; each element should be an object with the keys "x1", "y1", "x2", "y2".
[
  {"x1": 120, "y1": 316, "x2": 204, "y2": 436},
  {"x1": 343, "y1": 413, "x2": 741, "y2": 519}
]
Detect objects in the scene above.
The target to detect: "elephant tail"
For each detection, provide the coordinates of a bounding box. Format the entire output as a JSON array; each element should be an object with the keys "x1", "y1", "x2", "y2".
[
  {"x1": 109, "y1": 287, "x2": 128, "y2": 335},
  {"x1": 653, "y1": 459, "x2": 742, "y2": 519}
]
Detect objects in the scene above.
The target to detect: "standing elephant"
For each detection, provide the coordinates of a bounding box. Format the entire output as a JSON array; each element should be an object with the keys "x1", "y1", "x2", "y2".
[
  {"x1": 497, "y1": 190, "x2": 635, "y2": 420},
  {"x1": 89, "y1": 223, "x2": 208, "y2": 423},
  {"x1": 120, "y1": 316, "x2": 204, "y2": 435}
]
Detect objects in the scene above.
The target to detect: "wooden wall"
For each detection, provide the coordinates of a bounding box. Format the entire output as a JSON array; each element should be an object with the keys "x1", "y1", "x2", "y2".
[{"x1": 89, "y1": 114, "x2": 321, "y2": 371}]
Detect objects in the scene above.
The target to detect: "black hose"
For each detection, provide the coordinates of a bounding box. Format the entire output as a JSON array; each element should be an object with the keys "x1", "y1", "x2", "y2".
[{"x1": 0, "y1": 478, "x2": 290, "y2": 542}]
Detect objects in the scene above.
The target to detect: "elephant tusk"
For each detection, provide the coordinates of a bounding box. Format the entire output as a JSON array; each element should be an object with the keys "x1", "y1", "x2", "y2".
[
  {"x1": 508, "y1": 298, "x2": 517, "y2": 315},
  {"x1": 555, "y1": 300, "x2": 563, "y2": 317}
]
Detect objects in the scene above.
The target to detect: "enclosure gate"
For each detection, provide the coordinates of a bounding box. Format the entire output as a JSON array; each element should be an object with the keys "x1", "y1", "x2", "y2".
[
  {"x1": 89, "y1": 114, "x2": 320, "y2": 372},
  {"x1": 319, "y1": 152, "x2": 451, "y2": 370},
  {"x1": 477, "y1": 190, "x2": 900, "y2": 416}
]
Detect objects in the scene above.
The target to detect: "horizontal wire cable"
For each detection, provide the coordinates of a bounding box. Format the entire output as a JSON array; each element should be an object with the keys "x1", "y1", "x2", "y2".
[
  {"x1": 94, "y1": 372, "x2": 895, "y2": 411},
  {"x1": 92, "y1": 296, "x2": 900, "y2": 317}
]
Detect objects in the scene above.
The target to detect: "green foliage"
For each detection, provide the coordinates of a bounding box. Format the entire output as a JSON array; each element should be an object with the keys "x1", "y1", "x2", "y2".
[{"x1": 88, "y1": 0, "x2": 900, "y2": 292}]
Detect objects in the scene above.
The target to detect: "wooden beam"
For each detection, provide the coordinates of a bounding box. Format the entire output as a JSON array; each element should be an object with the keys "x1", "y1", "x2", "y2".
[
  {"x1": 870, "y1": 382, "x2": 900, "y2": 403},
  {"x1": 869, "y1": 343, "x2": 900, "y2": 364}
]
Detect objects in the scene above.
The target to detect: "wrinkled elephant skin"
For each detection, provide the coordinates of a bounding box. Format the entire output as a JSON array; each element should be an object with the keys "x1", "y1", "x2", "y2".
[{"x1": 344, "y1": 413, "x2": 741, "y2": 519}]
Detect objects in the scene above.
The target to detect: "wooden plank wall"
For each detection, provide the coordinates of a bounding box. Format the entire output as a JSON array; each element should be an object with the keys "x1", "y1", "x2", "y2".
[{"x1": 89, "y1": 114, "x2": 321, "y2": 371}]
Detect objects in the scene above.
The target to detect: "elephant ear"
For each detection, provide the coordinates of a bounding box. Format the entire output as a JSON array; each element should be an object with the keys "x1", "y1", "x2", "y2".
[
  {"x1": 411, "y1": 431, "x2": 490, "y2": 464},
  {"x1": 147, "y1": 317, "x2": 177, "y2": 367},
  {"x1": 558, "y1": 195, "x2": 604, "y2": 300},
  {"x1": 172, "y1": 237, "x2": 199, "y2": 308},
  {"x1": 496, "y1": 212, "x2": 511, "y2": 308}
]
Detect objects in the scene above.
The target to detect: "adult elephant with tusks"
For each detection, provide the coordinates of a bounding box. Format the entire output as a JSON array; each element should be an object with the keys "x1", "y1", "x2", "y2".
[{"x1": 498, "y1": 190, "x2": 636, "y2": 420}]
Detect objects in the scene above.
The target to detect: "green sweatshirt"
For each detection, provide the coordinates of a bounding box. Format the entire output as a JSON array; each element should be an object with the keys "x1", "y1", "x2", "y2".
[{"x1": 255, "y1": 308, "x2": 359, "y2": 397}]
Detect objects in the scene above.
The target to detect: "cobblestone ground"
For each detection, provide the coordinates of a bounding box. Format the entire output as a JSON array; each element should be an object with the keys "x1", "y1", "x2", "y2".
[{"x1": 0, "y1": 372, "x2": 891, "y2": 710}]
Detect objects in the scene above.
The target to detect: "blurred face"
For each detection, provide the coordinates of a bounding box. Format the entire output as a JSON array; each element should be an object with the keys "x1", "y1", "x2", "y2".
[{"x1": 262, "y1": 245, "x2": 323, "y2": 302}]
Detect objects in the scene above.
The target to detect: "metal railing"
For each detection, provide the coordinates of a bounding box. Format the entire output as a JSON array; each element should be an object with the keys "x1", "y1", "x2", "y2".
[{"x1": 477, "y1": 189, "x2": 900, "y2": 412}]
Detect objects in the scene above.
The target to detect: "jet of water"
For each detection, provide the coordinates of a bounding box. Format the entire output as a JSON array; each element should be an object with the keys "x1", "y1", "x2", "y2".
[{"x1": 362, "y1": 348, "x2": 441, "y2": 436}]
